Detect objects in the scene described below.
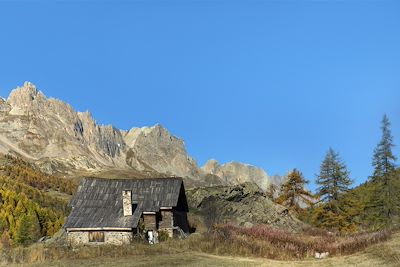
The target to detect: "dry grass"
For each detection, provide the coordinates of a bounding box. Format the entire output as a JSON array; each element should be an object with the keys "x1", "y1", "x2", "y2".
[
  {"x1": 1, "y1": 239, "x2": 189, "y2": 265},
  {"x1": 4, "y1": 236, "x2": 400, "y2": 267},
  {"x1": 190, "y1": 224, "x2": 392, "y2": 260},
  {"x1": 2, "y1": 229, "x2": 399, "y2": 267}
]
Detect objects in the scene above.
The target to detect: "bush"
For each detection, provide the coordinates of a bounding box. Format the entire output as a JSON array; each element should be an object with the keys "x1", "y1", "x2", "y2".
[{"x1": 158, "y1": 230, "x2": 170, "y2": 242}]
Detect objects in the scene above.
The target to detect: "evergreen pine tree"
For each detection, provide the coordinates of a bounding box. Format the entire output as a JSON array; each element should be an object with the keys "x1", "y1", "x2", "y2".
[
  {"x1": 314, "y1": 148, "x2": 353, "y2": 231},
  {"x1": 367, "y1": 114, "x2": 397, "y2": 223},
  {"x1": 316, "y1": 148, "x2": 352, "y2": 203},
  {"x1": 372, "y1": 114, "x2": 396, "y2": 180}
]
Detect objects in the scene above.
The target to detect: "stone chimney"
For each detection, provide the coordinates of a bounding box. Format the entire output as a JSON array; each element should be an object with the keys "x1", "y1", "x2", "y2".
[{"x1": 122, "y1": 190, "x2": 132, "y2": 216}]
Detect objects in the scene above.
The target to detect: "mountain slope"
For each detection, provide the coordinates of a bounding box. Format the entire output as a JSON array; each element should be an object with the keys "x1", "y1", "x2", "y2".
[
  {"x1": 0, "y1": 155, "x2": 74, "y2": 246},
  {"x1": 0, "y1": 82, "x2": 278, "y2": 188}
]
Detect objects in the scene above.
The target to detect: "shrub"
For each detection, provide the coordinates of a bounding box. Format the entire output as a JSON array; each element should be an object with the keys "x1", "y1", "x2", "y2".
[
  {"x1": 194, "y1": 223, "x2": 393, "y2": 260},
  {"x1": 158, "y1": 230, "x2": 170, "y2": 242}
]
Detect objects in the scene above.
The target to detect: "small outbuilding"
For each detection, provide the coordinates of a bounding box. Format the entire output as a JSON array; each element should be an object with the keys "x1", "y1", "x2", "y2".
[{"x1": 64, "y1": 177, "x2": 189, "y2": 246}]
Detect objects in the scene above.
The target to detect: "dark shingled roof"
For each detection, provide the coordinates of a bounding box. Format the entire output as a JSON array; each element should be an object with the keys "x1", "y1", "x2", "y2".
[{"x1": 64, "y1": 177, "x2": 184, "y2": 229}]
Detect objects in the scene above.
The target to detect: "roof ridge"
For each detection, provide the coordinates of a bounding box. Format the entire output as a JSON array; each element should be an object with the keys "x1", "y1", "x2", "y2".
[{"x1": 82, "y1": 176, "x2": 183, "y2": 181}]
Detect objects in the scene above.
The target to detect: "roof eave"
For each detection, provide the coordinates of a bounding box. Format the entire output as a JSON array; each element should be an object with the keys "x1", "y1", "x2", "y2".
[{"x1": 66, "y1": 227, "x2": 134, "y2": 231}]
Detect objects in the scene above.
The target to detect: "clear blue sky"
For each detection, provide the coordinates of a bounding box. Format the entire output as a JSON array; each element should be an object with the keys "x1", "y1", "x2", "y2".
[{"x1": 1, "y1": 1, "x2": 399, "y2": 191}]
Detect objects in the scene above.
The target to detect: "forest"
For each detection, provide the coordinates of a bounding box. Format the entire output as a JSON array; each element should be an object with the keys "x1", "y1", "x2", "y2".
[{"x1": 0, "y1": 155, "x2": 77, "y2": 248}]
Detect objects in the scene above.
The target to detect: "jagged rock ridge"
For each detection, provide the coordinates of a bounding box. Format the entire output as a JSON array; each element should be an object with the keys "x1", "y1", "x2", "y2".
[{"x1": 0, "y1": 82, "x2": 277, "y2": 189}]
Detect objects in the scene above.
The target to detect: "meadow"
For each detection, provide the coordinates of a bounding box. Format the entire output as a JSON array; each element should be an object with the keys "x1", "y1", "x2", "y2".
[{"x1": 2, "y1": 227, "x2": 399, "y2": 267}]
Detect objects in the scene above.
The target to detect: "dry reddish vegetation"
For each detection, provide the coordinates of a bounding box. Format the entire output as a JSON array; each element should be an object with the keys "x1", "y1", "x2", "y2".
[
  {"x1": 0, "y1": 225, "x2": 394, "y2": 265},
  {"x1": 194, "y1": 224, "x2": 392, "y2": 260}
]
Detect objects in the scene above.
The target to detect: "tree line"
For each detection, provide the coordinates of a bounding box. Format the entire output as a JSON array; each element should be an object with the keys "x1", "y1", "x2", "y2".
[
  {"x1": 269, "y1": 114, "x2": 400, "y2": 232},
  {"x1": 0, "y1": 156, "x2": 76, "y2": 248}
]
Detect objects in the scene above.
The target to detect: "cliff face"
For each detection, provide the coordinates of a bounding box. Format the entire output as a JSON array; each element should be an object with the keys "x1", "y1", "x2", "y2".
[
  {"x1": 0, "y1": 82, "x2": 277, "y2": 188},
  {"x1": 123, "y1": 125, "x2": 203, "y2": 178},
  {"x1": 0, "y1": 82, "x2": 126, "y2": 173}
]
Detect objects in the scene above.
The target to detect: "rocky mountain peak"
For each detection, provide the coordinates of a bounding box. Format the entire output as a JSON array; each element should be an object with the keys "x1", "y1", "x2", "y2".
[
  {"x1": 7, "y1": 82, "x2": 46, "y2": 114},
  {"x1": 0, "y1": 82, "x2": 279, "y2": 189},
  {"x1": 122, "y1": 123, "x2": 201, "y2": 179},
  {"x1": 202, "y1": 159, "x2": 219, "y2": 173},
  {"x1": 124, "y1": 124, "x2": 180, "y2": 147},
  {"x1": 11, "y1": 81, "x2": 40, "y2": 98},
  {"x1": 9, "y1": 82, "x2": 42, "y2": 101}
]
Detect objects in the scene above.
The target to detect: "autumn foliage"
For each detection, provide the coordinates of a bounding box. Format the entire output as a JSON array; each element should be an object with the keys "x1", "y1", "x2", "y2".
[{"x1": 0, "y1": 155, "x2": 77, "y2": 247}]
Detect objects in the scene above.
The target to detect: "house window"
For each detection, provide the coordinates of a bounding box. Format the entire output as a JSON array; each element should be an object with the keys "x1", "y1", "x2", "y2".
[{"x1": 89, "y1": 231, "x2": 105, "y2": 242}]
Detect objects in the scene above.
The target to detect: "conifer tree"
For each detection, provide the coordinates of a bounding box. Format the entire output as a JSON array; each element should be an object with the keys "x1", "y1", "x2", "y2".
[
  {"x1": 0, "y1": 156, "x2": 70, "y2": 246},
  {"x1": 314, "y1": 148, "x2": 353, "y2": 231},
  {"x1": 367, "y1": 114, "x2": 397, "y2": 223},
  {"x1": 316, "y1": 148, "x2": 352, "y2": 203},
  {"x1": 14, "y1": 214, "x2": 31, "y2": 246},
  {"x1": 28, "y1": 211, "x2": 41, "y2": 242},
  {"x1": 372, "y1": 114, "x2": 396, "y2": 180},
  {"x1": 277, "y1": 169, "x2": 312, "y2": 212},
  {"x1": 337, "y1": 190, "x2": 362, "y2": 232},
  {"x1": 14, "y1": 200, "x2": 26, "y2": 217}
]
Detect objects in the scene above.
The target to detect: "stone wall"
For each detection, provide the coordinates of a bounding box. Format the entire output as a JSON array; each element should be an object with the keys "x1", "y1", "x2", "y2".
[
  {"x1": 67, "y1": 231, "x2": 133, "y2": 246},
  {"x1": 159, "y1": 210, "x2": 174, "y2": 237},
  {"x1": 143, "y1": 214, "x2": 157, "y2": 230},
  {"x1": 159, "y1": 210, "x2": 173, "y2": 229},
  {"x1": 68, "y1": 231, "x2": 88, "y2": 246},
  {"x1": 106, "y1": 231, "x2": 133, "y2": 245}
]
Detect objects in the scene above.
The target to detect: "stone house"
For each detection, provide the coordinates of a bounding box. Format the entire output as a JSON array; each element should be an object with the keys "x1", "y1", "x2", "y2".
[{"x1": 64, "y1": 177, "x2": 189, "y2": 246}]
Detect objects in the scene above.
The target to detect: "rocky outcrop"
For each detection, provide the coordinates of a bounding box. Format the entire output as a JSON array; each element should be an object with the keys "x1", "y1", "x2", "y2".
[
  {"x1": 0, "y1": 82, "x2": 279, "y2": 188},
  {"x1": 186, "y1": 182, "x2": 306, "y2": 232},
  {"x1": 202, "y1": 159, "x2": 270, "y2": 191}
]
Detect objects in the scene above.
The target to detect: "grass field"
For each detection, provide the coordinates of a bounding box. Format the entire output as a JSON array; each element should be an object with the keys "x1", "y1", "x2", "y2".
[{"x1": 7, "y1": 233, "x2": 400, "y2": 267}]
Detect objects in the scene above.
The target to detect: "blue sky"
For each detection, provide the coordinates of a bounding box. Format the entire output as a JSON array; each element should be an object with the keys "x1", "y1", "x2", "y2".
[{"x1": 0, "y1": 0, "x2": 399, "y2": 191}]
